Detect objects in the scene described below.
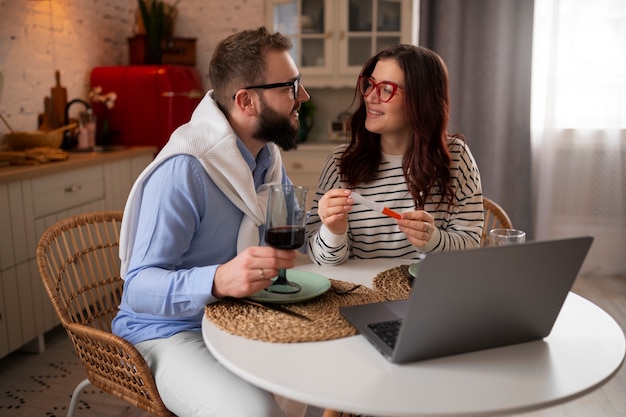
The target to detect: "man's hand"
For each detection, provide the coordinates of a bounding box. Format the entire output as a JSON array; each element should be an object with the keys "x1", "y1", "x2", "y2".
[{"x1": 212, "y1": 246, "x2": 297, "y2": 298}]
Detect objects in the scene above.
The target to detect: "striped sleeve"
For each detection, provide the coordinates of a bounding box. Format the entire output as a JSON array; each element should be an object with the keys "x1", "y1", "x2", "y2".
[{"x1": 306, "y1": 145, "x2": 351, "y2": 265}]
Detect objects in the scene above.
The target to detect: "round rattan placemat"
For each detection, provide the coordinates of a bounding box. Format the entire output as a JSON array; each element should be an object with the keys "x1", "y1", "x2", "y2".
[
  {"x1": 204, "y1": 279, "x2": 387, "y2": 343},
  {"x1": 372, "y1": 265, "x2": 413, "y2": 301}
]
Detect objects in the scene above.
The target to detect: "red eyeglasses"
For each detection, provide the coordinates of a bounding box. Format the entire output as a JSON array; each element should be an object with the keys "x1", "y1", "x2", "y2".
[{"x1": 358, "y1": 76, "x2": 403, "y2": 102}]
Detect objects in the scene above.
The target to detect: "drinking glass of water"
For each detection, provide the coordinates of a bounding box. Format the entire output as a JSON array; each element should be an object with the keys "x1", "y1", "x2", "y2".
[{"x1": 488, "y1": 228, "x2": 526, "y2": 246}]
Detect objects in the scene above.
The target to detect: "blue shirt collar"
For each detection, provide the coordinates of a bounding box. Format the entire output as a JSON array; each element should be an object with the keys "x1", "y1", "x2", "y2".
[{"x1": 235, "y1": 137, "x2": 272, "y2": 188}]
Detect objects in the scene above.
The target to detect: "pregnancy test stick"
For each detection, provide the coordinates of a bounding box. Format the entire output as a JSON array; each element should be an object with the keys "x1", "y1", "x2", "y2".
[{"x1": 350, "y1": 192, "x2": 401, "y2": 219}]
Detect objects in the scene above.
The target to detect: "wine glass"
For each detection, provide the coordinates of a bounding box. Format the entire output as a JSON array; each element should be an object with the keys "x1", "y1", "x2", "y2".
[{"x1": 264, "y1": 184, "x2": 308, "y2": 294}]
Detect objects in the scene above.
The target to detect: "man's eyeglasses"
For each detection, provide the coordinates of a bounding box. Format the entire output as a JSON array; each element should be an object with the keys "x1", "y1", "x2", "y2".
[
  {"x1": 358, "y1": 76, "x2": 403, "y2": 103},
  {"x1": 235, "y1": 75, "x2": 301, "y2": 100}
]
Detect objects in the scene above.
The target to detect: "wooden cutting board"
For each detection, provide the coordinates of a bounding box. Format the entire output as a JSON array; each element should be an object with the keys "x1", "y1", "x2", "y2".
[
  {"x1": 38, "y1": 96, "x2": 54, "y2": 131},
  {"x1": 50, "y1": 70, "x2": 67, "y2": 129}
]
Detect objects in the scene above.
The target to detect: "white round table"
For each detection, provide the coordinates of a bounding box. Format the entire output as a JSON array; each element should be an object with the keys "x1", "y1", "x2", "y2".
[{"x1": 202, "y1": 259, "x2": 625, "y2": 417}]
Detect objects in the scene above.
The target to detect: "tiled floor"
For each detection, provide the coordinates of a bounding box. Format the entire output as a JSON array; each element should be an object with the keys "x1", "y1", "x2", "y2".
[{"x1": 0, "y1": 326, "x2": 148, "y2": 417}]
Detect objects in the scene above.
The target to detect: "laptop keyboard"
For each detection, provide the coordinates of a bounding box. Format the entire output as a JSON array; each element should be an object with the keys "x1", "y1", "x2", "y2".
[{"x1": 367, "y1": 319, "x2": 403, "y2": 349}]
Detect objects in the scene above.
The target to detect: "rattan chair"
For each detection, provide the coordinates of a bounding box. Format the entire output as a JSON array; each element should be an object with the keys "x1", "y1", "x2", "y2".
[
  {"x1": 482, "y1": 196, "x2": 513, "y2": 246},
  {"x1": 322, "y1": 410, "x2": 358, "y2": 417},
  {"x1": 36, "y1": 211, "x2": 175, "y2": 417}
]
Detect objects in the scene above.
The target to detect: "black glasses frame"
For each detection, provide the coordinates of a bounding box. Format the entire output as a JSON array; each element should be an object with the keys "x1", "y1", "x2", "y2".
[
  {"x1": 234, "y1": 75, "x2": 301, "y2": 100},
  {"x1": 358, "y1": 75, "x2": 402, "y2": 103}
]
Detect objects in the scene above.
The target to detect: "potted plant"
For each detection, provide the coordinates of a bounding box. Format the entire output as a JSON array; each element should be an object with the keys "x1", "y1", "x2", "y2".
[
  {"x1": 298, "y1": 99, "x2": 315, "y2": 142},
  {"x1": 136, "y1": 0, "x2": 179, "y2": 64}
]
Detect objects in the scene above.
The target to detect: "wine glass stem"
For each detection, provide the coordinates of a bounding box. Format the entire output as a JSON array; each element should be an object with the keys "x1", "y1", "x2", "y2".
[{"x1": 275, "y1": 269, "x2": 288, "y2": 284}]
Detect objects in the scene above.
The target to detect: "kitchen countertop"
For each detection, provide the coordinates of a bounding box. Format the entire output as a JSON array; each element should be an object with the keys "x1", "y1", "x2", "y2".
[
  {"x1": 0, "y1": 146, "x2": 156, "y2": 185},
  {"x1": 0, "y1": 142, "x2": 343, "y2": 185}
]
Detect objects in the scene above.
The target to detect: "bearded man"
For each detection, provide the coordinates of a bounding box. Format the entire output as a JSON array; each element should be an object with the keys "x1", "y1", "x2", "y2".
[{"x1": 112, "y1": 27, "x2": 317, "y2": 417}]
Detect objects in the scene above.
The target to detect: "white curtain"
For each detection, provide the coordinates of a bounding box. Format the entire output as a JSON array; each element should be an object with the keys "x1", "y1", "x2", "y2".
[{"x1": 531, "y1": 0, "x2": 626, "y2": 275}]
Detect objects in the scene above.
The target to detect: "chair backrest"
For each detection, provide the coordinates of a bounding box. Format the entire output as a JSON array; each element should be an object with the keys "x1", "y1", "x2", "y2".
[
  {"x1": 482, "y1": 197, "x2": 514, "y2": 246},
  {"x1": 36, "y1": 211, "x2": 175, "y2": 417}
]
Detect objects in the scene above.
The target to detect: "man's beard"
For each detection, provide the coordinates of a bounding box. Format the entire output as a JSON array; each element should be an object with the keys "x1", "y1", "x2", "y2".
[{"x1": 253, "y1": 97, "x2": 299, "y2": 151}]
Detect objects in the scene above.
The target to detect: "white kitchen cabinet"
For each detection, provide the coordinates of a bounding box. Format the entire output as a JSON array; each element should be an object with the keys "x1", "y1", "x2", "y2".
[
  {"x1": 267, "y1": 0, "x2": 414, "y2": 88},
  {"x1": 282, "y1": 142, "x2": 339, "y2": 266},
  {"x1": 0, "y1": 147, "x2": 154, "y2": 359},
  {"x1": 0, "y1": 275, "x2": 8, "y2": 357},
  {"x1": 281, "y1": 142, "x2": 338, "y2": 209},
  {"x1": 0, "y1": 182, "x2": 33, "y2": 358},
  {"x1": 0, "y1": 185, "x2": 9, "y2": 357},
  {"x1": 0, "y1": 268, "x2": 20, "y2": 358}
]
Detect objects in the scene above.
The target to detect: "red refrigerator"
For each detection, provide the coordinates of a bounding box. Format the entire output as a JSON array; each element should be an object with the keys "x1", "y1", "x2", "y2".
[{"x1": 90, "y1": 65, "x2": 204, "y2": 150}]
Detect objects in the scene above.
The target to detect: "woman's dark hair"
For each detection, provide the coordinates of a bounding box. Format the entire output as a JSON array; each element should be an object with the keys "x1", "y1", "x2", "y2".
[
  {"x1": 209, "y1": 27, "x2": 292, "y2": 113},
  {"x1": 340, "y1": 44, "x2": 462, "y2": 209}
]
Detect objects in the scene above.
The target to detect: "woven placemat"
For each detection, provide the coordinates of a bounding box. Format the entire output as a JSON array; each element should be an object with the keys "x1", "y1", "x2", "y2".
[
  {"x1": 204, "y1": 279, "x2": 386, "y2": 343},
  {"x1": 372, "y1": 265, "x2": 413, "y2": 301}
]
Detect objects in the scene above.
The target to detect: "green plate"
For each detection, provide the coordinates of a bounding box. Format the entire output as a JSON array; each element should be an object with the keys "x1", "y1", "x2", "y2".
[
  {"x1": 249, "y1": 270, "x2": 331, "y2": 304},
  {"x1": 408, "y1": 262, "x2": 420, "y2": 278}
]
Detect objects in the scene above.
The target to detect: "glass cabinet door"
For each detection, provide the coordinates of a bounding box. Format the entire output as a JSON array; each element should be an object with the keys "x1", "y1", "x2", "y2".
[
  {"x1": 270, "y1": 0, "x2": 331, "y2": 75},
  {"x1": 267, "y1": 0, "x2": 412, "y2": 87},
  {"x1": 343, "y1": 0, "x2": 403, "y2": 72}
]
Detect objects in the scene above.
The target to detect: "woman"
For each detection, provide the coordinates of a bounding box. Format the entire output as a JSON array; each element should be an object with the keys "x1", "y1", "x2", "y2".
[{"x1": 306, "y1": 45, "x2": 484, "y2": 265}]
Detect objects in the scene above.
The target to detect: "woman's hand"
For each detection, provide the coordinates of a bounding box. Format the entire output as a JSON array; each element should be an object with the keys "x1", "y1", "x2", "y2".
[
  {"x1": 212, "y1": 246, "x2": 296, "y2": 299},
  {"x1": 317, "y1": 188, "x2": 354, "y2": 235},
  {"x1": 397, "y1": 210, "x2": 435, "y2": 248}
]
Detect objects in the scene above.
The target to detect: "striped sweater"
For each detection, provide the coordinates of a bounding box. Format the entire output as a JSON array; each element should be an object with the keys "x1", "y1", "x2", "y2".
[{"x1": 306, "y1": 138, "x2": 484, "y2": 265}]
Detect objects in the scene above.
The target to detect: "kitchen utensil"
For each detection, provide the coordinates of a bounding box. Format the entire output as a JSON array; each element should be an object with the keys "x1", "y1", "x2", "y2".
[
  {"x1": 50, "y1": 70, "x2": 68, "y2": 128},
  {"x1": 38, "y1": 96, "x2": 54, "y2": 131},
  {"x1": 0, "y1": 73, "x2": 13, "y2": 134},
  {"x1": 0, "y1": 112, "x2": 13, "y2": 133},
  {"x1": 63, "y1": 98, "x2": 92, "y2": 149},
  {"x1": 228, "y1": 297, "x2": 312, "y2": 321},
  {"x1": 76, "y1": 109, "x2": 96, "y2": 149},
  {"x1": 331, "y1": 283, "x2": 361, "y2": 294}
]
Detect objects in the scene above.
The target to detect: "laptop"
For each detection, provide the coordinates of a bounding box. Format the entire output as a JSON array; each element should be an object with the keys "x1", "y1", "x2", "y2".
[{"x1": 340, "y1": 236, "x2": 593, "y2": 363}]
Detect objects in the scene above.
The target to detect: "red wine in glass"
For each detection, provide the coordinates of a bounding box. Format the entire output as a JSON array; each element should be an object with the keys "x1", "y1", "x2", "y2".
[
  {"x1": 264, "y1": 185, "x2": 308, "y2": 294},
  {"x1": 265, "y1": 226, "x2": 305, "y2": 250}
]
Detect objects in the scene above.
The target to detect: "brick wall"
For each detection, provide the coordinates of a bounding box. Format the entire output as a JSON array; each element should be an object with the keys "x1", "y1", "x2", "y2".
[{"x1": 0, "y1": 0, "x2": 264, "y2": 135}]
